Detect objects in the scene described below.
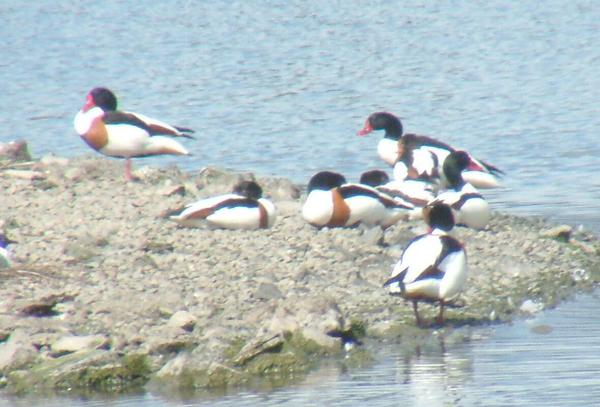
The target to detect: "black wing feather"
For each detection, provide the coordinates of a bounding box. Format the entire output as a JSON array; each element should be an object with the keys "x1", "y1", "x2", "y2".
[
  {"x1": 102, "y1": 111, "x2": 152, "y2": 132},
  {"x1": 213, "y1": 197, "x2": 259, "y2": 211}
]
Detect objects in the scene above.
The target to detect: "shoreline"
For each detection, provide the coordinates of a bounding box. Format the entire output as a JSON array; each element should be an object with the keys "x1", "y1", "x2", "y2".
[{"x1": 1, "y1": 146, "x2": 600, "y2": 396}]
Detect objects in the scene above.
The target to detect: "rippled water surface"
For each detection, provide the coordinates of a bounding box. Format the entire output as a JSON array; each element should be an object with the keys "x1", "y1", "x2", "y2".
[{"x1": 2, "y1": 0, "x2": 600, "y2": 405}]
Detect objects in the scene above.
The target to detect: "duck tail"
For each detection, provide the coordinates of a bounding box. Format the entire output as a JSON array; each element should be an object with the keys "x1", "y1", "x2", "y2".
[
  {"x1": 383, "y1": 268, "x2": 408, "y2": 292},
  {"x1": 174, "y1": 126, "x2": 195, "y2": 138},
  {"x1": 162, "y1": 206, "x2": 186, "y2": 220}
]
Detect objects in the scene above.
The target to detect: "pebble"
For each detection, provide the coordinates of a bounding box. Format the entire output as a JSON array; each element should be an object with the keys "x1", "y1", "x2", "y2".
[
  {"x1": 167, "y1": 311, "x2": 197, "y2": 332},
  {"x1": 51, "y1": 335, "x2": 109, "y2": 357},
  {"x1": 519, "y1": 300, "x2": 544, "y2": 314}
]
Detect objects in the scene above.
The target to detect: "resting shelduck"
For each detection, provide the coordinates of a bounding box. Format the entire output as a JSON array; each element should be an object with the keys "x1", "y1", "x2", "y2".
[
  {"x1": 360, "y1": 169, "x2": 436, "y2": 208},
  {"x1": 302, "y1": 171, "x2": 413, "y2": 229},
  {"x1": 357, "y1": 112, "x2": 503, "y2": 188},
  {"x1": 0, "y1": 233, "x2": 16, "y2": 269},
  {"x1": 74, "y1": 87, "x2": 193, "y2": 181},
  {"x1": 383, "y1": 202, "x2": 467, "y2": 327},
  {"x1": 168, "y1": 181, "x2": 276, "y2": 230},
  {"x1": 429, "y1": 151, "x2": 491, "y2": 229}
]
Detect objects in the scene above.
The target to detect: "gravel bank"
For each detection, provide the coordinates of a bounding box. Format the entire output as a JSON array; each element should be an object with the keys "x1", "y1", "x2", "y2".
[{"x1": 1, "y1": 147, "x2": 599, "y2": 395}]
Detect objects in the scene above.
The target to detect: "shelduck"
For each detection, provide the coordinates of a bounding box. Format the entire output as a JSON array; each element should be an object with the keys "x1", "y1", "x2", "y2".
[
  {"x1": 383, "y1": 202, "x2": 467, "y2": 326},
  {"x1": 360, "y1": 169, "x2": 437, "y2": 208},
  {"x1": 429, "y1": 151, "x2": 491, "y2": 229},
  {"x1": 357, "y1": 112, "x2": 502, "y2": 188},
  {"x1": 302, "y1": 171, "x2": 413, "y2": 229},
  {"x1": 168, "y1": 180, "x2": 276, "y2": 230},
  {"x1": 74, "y1": 87, "x2": 193, "y2": 181}
]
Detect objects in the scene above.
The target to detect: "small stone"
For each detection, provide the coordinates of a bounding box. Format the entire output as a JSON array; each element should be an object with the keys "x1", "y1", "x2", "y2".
[
  {"x1": 2, "y1": 170, "x2": 46, "y2": 180},
  {"x1": 233, "y1": 333, "x2": 284, "y2": 366},
  {"x1": 51, "y1": 335, "x2": 109, "y2": 357},
  {"x1": 158, "y1": 307, "x2": 174, "y2": 318},
  {"x1": 19, "y1": 297, "x2": 62, "y2": 317},
  {"x1": 267, "y1": 296, "x2": 347, "y2": 349},
  {"x1": 386, "y1": 244, "x2": 405, "y2": 259},
  {"x1": 142, "y1": 240, "x2": 175, "y2": 254},
  {"x1": 155, "y1": 353, "x2": 192, "y2": 378},
  {"x1": 520, "y1": 299, "x2": 544, "y2": 314},
  {"x1": 256, "y1": 283, "x2": 283, "y2": 300},
  {"x1": 143, "y1": 329, "x2": 193, "y2": 355},
  {"x1": 0, "y1": 140, "x2": 32, "y2": 161},
  {"x1": 64, "y1": 167, "x2": 84, "y2": 181},
  {"x1": 540, "y1": 225, "x2": 572, "y2": 241},
  {"x1": 40, "y1": 154, "x2": 70, "y2": 166},
  {"x1": 360, "y1": 226, "x2": 384, "y2": 246},
  {"x1": 570, "y1": 239, "x2": 597, "y2": 254},
  {"x1": 195, "y1": 167, "x2": 254, "y2": 195},
  {"x1": 167, "y1": 311, "x2": 197, "y2": 332},
  {"x1": 160, "y1": 185, "x2": 186, "y2": 197},
  {"x1": 63, "y1": 242, "x2": 99, "y2": 262},
  {"x1": 257, "y1": 176, "x2": 301, "y2": 200},
  {"x1": 0, "y1": 330, "x2": 38, "y2": 371}
]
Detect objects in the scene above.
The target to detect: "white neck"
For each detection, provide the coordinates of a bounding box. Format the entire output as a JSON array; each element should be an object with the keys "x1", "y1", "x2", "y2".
[{"x1": 74, "y1": 106, "x2": 103, "y2": 135}]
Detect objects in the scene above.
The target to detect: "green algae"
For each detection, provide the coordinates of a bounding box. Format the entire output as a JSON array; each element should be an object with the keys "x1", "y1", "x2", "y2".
[
  {"x1": 5, "y1": 352, "x2": 150, "y2": 395},
  {"x1": 152, "y1": 331, "x2": 338, "y2": 395},
  {"x1": 54, "y1": 353, "x2": 150, "y2": 393}
]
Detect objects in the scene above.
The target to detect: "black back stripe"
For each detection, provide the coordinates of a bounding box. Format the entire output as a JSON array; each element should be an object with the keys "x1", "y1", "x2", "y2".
[
  {"x1": 437, "y1": 236, "x2": 464, "y2": 264},
  {"x1": 102, "y1": 111, "x2": 151, "y2": 132},
  {"x1": 404, "y1": 133, "x2": 455, "y2": 152},
  {"x1": 339, "y1": 184, "x2": 380, "y2": 200},
  {"x1": 339, "y1": 185, "x2": 410, "y2": 209},
  {"x1": 411, "y1": 235, "x2": 464, "y2": 281},
  {"x1": 414, "y1": 265, "x2": 445, "y2": 282},
  {"x1": 213, "y1": 197, "x2": 259, "y2": 211},
  {"x1": 451, "y1": 192, "x2": 483, "y2": 209}
]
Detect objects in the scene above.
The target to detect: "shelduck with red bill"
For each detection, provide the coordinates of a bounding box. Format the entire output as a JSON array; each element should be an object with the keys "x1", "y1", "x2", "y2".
[
  {"x1": 74, "y1": 87, "x2": 193, "y2": 181},
  {"x1": 357, "y1": 112, "x2": 503, "y2": 189}
]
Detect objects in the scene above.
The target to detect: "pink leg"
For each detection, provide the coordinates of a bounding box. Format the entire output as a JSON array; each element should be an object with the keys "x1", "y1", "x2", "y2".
[
  {"x1": 436, "y1": 300, "x2": 445, "y2": 326},
  {"x1": 124, "y1": 159, "x2": 138, "y2": 182}
]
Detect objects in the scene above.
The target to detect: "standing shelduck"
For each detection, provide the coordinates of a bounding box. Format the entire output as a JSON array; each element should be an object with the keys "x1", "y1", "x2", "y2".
[
  {"x1": 357, "y1": 112, "x2": 503, "y2": 188},
  {"x1": 168, "y1": 180, "x2": 276, "y2": 230},
  {"x1": 74, "y1": 87, "x2": 193, "y2": 181},
  {"x1": 429, "y1": 151, "x2": 491, "y2": 229},
  {"x1": 383, "y1": 203, "x2": 467, "y2": 326},
  {"x1": 302, "y1": 171, "x2": 413, "y2": 229}
]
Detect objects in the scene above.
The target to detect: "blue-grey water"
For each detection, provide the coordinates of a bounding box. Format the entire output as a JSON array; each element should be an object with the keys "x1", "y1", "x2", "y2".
[{"x1": 2, "y1": 0, "x2": 600, "y2": 405}]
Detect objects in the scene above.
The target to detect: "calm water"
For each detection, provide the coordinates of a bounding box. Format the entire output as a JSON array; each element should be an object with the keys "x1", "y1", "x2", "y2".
[{"x1": 2, "y1": 0, "x2": 600, "y2": 404}]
